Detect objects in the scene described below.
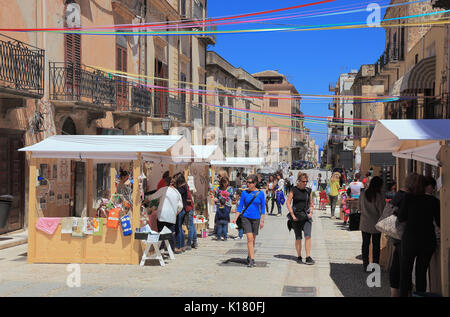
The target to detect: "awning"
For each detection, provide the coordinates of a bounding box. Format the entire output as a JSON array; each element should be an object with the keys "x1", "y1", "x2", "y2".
[
  {"x1": 393, "y1": 142, "x2": 442, "y2": 167},
  {"x1": 364, "y1": 119, "x2": 450, "y2": 166},
  {"x1": 19, "y1": 135, "x2": 194, "y2": 162},
  {"x1": 390, "y1": 56, "x2": 436, "y2": 96},
  {"x1": 210, "y1": 157, "x2": 264, "y2": 167}
]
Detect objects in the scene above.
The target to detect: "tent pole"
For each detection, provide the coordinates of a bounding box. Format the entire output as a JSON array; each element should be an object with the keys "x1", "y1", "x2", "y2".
[
  {"x1": 110, "y1": 164, "x2": 116, "y2": 199},
  {"x1": 440, "y1": 145, "x2": 450, "y2": 296},
  {"x1": 131, "y1": 153, "x2": 142, "y2": 264},
  {"x1": 27, "y1": 157, "x2": 37, "y2": 264}
]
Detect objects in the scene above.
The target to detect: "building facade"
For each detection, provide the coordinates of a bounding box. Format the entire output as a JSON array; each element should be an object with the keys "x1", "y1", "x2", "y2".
[{"x1": 0, "y1": 0, "x2": 211, "y2": 234}]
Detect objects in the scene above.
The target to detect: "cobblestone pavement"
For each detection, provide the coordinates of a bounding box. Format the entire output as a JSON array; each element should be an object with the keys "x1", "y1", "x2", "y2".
[{"x1": 0, "y1": 181, "x2": 390, "y2": 297}]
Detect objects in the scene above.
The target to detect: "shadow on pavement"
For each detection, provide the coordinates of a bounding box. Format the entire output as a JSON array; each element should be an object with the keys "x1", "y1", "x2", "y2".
[
  {"x1": 273, "y1": 254, "x2": 298, "y2": 262},
  {"x1": 220, "y1": 258, "x2": 247, "y2": 266},
  {"x1": 329, "y1": 263, "x2": 390, "y2": 297}
]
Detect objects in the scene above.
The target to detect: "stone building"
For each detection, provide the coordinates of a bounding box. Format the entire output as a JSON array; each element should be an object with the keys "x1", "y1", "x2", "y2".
[
  {"x1": 205, "y1": 51, "x2": 264, "y2": 158},
  {"x1": 0, "y1": 0, "x2": 211, "y2": 234},
  {"x1": 252, "y1": 70, "x2": 304, "y2": 165}
]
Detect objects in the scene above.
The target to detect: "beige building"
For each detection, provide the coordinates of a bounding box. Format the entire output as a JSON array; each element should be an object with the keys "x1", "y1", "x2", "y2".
[
  {"x1": 0, "y1": 0, "x2": 211, "y2": 234},
  {"x1": 252, "y1": 70, "x2": 304, "y2": 165},
  {"x1": 205, "y1": 51, "x2": 264, "y2": 158}
]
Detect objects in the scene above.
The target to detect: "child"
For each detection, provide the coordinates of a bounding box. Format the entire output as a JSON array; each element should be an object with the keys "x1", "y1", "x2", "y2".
[
  {"x1": 341, "y1": 193, "x2": 351, "y2": 225},
  {"x1": 216, "y1": 198, "x2": 230, "y2": 241}
]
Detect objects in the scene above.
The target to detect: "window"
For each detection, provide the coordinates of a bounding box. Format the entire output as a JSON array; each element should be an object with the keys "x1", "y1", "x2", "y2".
[
  {"x1": 269, "y1": 95, "x2": 278, "y2": 107},
  {"x1": 116, "y1": 42, "x2": 127, "y2": 109},
  {"x1": 64, "y1": 33, "x2": 81, "y2": 96}
]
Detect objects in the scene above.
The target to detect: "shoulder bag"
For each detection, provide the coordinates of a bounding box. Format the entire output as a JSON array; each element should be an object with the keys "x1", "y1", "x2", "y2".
[
  {"x1": 375, "y1": 202, "x2": 405, "y2": 240},
  {"x1": 236, "y1": 190, "x2": 260, "y2": 230}
]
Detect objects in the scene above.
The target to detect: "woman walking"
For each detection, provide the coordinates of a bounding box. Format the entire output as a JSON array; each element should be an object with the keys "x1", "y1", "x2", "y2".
[
  {"x1": 144, "y1": 176, "x2": 183, "y2": 252},
  {"x1": 358, "y1": 176, "x2": 385, "y2": 271},
  {"x1": 233, "y1": 174, "x2": 265, "y2": 268},
  {"x1": 328, "y1": 172, "x2": 341, "y2": 219},
  {"x1": 274, "y1": 172, "x2": 285, "y2": 217},
  {"x1": 266, "y1": 174, "x2": 276, "y2": 215},
  {"x1": 349, "y1": 173, "x2": 364, "y2": 199},
  {"x1": 286, "y1": 173, "x2": 315, "y2": 265},
  {"x1": 398, "y1": 173, "x2": 440, "y2": 297}
]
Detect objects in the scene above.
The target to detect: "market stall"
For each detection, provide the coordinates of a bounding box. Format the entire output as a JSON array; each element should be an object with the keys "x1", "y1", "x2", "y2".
[
  {"x1": 209, "y1": 157, "x2": 264, "y2": 229},
  {"x1": 365, "y1": 119, "x2": 450, "y2": 296},
  {"x1": 19, "y1": 135, "x2": 193, "y2": 265}
]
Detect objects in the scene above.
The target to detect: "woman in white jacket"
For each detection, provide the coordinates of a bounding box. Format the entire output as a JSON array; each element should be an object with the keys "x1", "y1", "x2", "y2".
[{"x1": 145, "y1": 177, "x2": 183, "y2": 251}]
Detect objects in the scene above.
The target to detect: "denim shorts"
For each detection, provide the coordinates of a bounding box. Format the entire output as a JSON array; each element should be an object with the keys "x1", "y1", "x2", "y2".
[{"x1": 241, "y1": 217, "x2": 260, "y2": 236}]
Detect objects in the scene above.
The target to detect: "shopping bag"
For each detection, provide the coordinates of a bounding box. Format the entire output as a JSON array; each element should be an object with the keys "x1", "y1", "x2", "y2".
[
  {"x1": 120, "y1": 214, "x2": 132, "y2": 236},
  {"x1": 375, "y1": 214, "x2": 405, "y2": 240},
  {"x1": 106, "y1": 208, "x2": 120, "y2": 229}
]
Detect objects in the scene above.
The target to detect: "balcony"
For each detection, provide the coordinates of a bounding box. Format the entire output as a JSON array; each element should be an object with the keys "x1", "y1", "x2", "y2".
[
  {"x1": 167, "y1": 96, "x2": 186, "y2": 122},
  {"x1": 191, "y1": 104, "x2": 203, "y2": 121},
  {"x1": 0, "y1": 34, "x2": 44, "y2": 116},
  {"x1": 208, "y1": 110, "x2": 216, "y2": 126},
  {"x1": 49, "y1": 62, "x2": 151, "y2": 127},
  {"x1": 328, "y1": 82, "x2": 336, "y2": 92}
]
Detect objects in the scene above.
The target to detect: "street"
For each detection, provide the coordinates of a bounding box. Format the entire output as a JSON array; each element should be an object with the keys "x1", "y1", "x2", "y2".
[{"x1": 0, "y1": 170, "x2": 390, "y2": 297}]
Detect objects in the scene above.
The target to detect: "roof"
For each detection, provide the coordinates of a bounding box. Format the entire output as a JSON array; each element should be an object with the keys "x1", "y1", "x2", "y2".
[
  {"x1": 18, "y1": 135, "x2": 194, "y2": 162},
  {"x1": 210, "y1": 157, "x2": 264, "y2": 167},
  {"x1": 252, "y1": 70, "x2": 284, "y2": 78}
]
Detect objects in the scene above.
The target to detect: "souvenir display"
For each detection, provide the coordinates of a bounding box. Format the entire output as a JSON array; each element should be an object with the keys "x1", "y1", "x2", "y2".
[
  {"x1": 107, "y1": 208, "x2": 120, "y2": 229},
  {"x1": 35, "y1": 217, "x2": 61, "y2": 235},
  {"x1": 93, "y1": 218, "x2": 104, "y2": 236},
  {"x1": 71, "y1": 218, "x2": 85, "y2": 238},
  {"x1": 120, "y1": 214, "x2": 132, "y2": 236},
  {"x1": 61, "y1": 217, "x2": 73, "y2": 234}
]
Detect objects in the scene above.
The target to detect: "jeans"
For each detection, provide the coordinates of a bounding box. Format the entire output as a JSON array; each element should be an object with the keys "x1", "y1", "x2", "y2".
[
  {"x1": 329, "y1": 195, "x2": 338, "y2": 217},
  {"x1": 361, "y1": 231, "x2": 381, "y2": 266},
  {"x1": 216, "y1": 221, "x2": 228, "y2": 240},
  {"x1": 186, "y1": 210, "x2": 197, "y2": 246},
  {"x1": 176, "y1": 209, "x2": 186, "y2": 249},
  {"x1": 265, "y1": 195, "x2": 271, "y2": 214},
  {"x1": 238, "y1": 228, "x2": 244, "y2": 239}
]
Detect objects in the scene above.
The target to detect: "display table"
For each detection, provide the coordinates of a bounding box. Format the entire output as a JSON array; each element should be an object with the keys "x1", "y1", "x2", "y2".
[{"x1": 139, "y1": 234, "x2": 175, "y2": 267}]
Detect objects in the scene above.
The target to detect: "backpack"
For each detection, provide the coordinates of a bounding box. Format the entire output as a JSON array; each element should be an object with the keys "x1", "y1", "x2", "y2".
[{"x1": 185, "y1": 186, "x2": 194, "y2": 212}]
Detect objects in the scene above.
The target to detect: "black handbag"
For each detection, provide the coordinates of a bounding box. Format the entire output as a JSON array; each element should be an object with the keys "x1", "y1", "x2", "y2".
[{"x1": 236, "y1": 190, "x2": 260, "y2": 230}]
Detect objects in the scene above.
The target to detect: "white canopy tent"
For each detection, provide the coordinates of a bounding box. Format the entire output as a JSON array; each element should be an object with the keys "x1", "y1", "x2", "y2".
[
  {"x1": 210, "y1": 157, "x2": 264, "y2": 168},
  {"x1": 190, "y1": 145, "x2": 224, "y2": 163},
  {"x1": 364, "y1": 119, "x2": 450, "y2": 166},
  {"x1": 18, "y1": 135, "x2": 194, "y2": 163}
]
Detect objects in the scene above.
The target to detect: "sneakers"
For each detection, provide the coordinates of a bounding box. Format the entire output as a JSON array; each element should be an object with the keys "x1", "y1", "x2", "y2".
[
  {"x1": 277, "y1": 214, "x2": 282, "y2": 217},
  {"x1": 331, "y1": 216, "x2": 336, "y2": 220},
  {"x1": 305, "y1": 256, "x2": 315, "y2": 265},
  {"x1": 297, "y1": 256, "x2": 303, "y2": 264},
  {"x1": 234, "y1": 236, "x2": 243, "y2": 240},
  {"x1": 220, "y1": 237, "x2": 225, "y2": 241},
  {"x1": 248, "y1": 258, "x2": 256, "y2": 268},
  {"x1": 185, "y1": 245, "x2": 192, "y2": 251},
  {"x1": 191, "y1": 243, "x2": 198, "y2": 249}
]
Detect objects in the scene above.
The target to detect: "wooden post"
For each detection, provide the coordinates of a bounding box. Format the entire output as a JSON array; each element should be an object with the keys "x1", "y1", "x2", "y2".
[
  {"x1": 27, "y1": 157, "x2": 37, "y2": 264},
  {"x1": 184, "y1": 164, "x2": 190, "y2": 181},
  {"x1": 131, "y1": 154, "x2": 142, "y2": 264},
  {"x1": 86, "y1": 159, "x2": 93, "y2": 217},
  {"x1": 440, "y1": 145, "x2": 450, "y2": 296},
  {"x1": 211, "y1": 166, "x2": 215, "y2": 186},
  {"x1": 110, "y1": 164, "x2": 116, "y2": 198},
  {"x1": 169, "y1": 164, "x2": 174, "y2": 178}
]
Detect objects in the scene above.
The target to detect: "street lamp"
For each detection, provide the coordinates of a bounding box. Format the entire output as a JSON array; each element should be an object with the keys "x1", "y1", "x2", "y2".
[{"x1": 161, "y1": 115, "x2": 172, "y2": 135}]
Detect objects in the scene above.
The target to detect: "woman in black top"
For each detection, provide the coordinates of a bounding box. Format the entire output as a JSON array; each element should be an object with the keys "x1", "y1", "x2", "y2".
[
  {"x1": 286, "y1": 173, "x2": 315, "y2": 265},
  {"x1": 398, "y1": 173, "x2": 440, "y2": 297}
]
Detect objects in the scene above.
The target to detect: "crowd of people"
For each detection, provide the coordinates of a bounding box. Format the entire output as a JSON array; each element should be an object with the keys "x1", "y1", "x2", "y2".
[{"x1": 122, "y1": 165, "x2": 441, "y2": 296}]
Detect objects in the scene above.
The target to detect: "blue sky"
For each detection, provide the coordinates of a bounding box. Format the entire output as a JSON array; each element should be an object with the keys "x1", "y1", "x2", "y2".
[{"x1": 206, "y1": 0, "x2": 389, "y2": 149}]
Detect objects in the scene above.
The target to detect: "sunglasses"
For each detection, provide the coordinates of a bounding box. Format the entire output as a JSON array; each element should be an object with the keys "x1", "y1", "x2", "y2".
[
  {"x1": 297, "y1": 180, "x2": 308, "y2": 183},
  {"x1": 247, "y1": 181, "x2": 255, "y2": 184}
]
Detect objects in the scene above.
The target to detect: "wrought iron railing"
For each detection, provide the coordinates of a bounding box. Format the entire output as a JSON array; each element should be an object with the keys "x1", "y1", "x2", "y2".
[
  {"x1": 208, "y1": 110, "x2": 216, "y2": 126},
  {"x1": 49, "y1": 62, "x2": 116, "y2": 109},
  {"x1": 0, "y1": 33, "x2": 44, "y2": 96},
  {"x1": 191, "y1": 104, "x2": 203, "y2": 121},
  {"x1": 168, "y1": 95, "x2": 186, "y2": 122},
  {"x1": 115, "y1": 81, "x2": 152, "y2": 114}
]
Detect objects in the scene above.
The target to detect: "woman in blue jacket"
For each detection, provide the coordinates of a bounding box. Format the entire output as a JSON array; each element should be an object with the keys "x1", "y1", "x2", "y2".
[{"x1": 232, "y1": 174, "x2": 265, "y2": 268}]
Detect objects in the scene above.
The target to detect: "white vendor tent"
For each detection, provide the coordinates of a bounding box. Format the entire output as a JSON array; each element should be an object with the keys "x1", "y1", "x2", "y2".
[
  {"x1": 210, "y1": 157, "x2": 264, "y2": 168},
  {"x1": 364, "y1": 119, "x2": 450, "y2": 166},
  {"x1": 191, "y1": 145, "x2": 224, "y2": 163},
  {"x1": 18, "y1": 135, "x2": 194, "y2": 163}
]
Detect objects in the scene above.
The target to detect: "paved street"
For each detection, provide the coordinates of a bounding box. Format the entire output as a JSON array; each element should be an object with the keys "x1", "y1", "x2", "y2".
[{"x1": 0, "y1": 172, "x2": 390, "y2": 297}]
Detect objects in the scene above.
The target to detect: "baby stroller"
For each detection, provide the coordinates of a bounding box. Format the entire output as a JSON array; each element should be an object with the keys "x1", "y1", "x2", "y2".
[{"x1": 319, "y1": 190, "x2": 328, "y2": 211}]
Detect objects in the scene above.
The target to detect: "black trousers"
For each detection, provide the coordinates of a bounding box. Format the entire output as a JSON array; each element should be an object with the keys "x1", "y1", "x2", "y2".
[
  {"x1": 389, "y1": 241, "x2": 401, "y2": 289},
  {"x1": 361, "y1": 231, "x2": 381, "y2": 266},
  {"x1": 157, "y1": 220, "x2": 176, "y2": 251},
  {"x1": 399, "y1": 241, "x2": 434, "y2": 297}
]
